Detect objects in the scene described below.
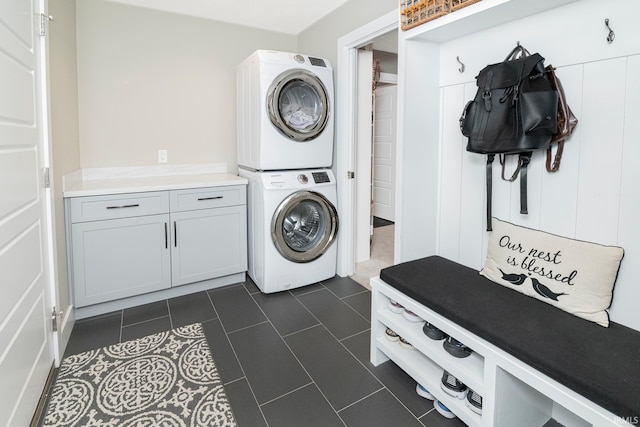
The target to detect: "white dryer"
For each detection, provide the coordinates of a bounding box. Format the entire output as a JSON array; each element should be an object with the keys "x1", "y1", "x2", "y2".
[
  {"x1": 240, "y1": 168, "x2": 338, "y2": 293},
  {"x1": 237, "y1": 50, "x2": 334, "y2": 170}
]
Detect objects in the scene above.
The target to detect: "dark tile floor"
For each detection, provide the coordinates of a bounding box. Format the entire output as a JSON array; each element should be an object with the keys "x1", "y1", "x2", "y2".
[
  {"x1": 373, "y1": 216, "x2": 395, "y2": 228},
  {"x1": 60, "y1": 276, "x2": 466, "y2": 427}
]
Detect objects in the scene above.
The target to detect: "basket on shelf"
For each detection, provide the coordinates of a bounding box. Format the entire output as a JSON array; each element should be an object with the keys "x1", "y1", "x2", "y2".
[
  {"x1": 450, "y1": 0, "x2": 482, "y2": 12},
  {"x1": 400, "y1": 0, "x2": 451, "y2": 31},
  {"x1": 400, "y1": 0, "x2": 482, "y2": 31}
]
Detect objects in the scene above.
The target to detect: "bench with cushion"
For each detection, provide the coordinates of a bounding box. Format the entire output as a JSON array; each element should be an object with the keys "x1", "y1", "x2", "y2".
[{"x1": 370, "y1": 255, "x2": 640, "y2": 427}]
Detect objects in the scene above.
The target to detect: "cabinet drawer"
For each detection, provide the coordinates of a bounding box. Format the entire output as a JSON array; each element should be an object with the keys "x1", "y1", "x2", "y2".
[
  {"x1": 170, "y1": 185, "x2": 246, "y2": 212},
  {"x1": 69, "y1": 191, "x2": 169, "y2": 222}
]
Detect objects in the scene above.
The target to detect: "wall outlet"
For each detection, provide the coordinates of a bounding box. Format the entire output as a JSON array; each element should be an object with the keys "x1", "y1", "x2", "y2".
[{"x1": 158, "y1": 149, "x2": 168, "y2": 163}]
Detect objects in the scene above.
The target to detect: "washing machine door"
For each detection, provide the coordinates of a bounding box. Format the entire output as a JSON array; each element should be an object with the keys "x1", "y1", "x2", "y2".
[
  {"x1": 267, "y1": 69, "x2": 330, "y2": 142},
  {"x1": 271, "y1": 191, "x2": 338, "y2": 263}
]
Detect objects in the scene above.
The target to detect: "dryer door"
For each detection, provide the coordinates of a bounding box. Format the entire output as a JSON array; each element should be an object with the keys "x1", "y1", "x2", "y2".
[
  {"x1": 271, "y1": 191, "x2": 338, "y2": 263},
  {"x1": 267, "y1": 69, "x2": 330, "y2": 142}
]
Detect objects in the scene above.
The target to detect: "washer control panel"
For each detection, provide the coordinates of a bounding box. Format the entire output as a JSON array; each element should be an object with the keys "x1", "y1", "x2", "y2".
[{"x1": 261, "y1": 169, "x2": 334, "y2": 189}]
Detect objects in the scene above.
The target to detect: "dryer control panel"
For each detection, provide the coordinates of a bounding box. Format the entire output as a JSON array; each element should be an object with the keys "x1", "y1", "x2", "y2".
[{"x1": 312, "y1": 171, "x2": 330, "y2": 183}]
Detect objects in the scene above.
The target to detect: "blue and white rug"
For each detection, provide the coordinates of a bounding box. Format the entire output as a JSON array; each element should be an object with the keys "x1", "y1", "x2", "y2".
[{"x1": 43, "y1": 323, "x2": 236, "y2": 426}]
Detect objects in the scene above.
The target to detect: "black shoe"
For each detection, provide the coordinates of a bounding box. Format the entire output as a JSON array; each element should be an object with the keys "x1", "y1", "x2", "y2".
[
  {"x1": 443, "y1": 336, "x2": 472, "y2": 358},
  {"x1": 440, "y1": 371, "x2": 468, "y2": 399},
  {"x1": 422, "y1": 322, "x2": 447, "y2": 340},
  {"x1": 466, "y1": 389, "x2": 483, "y2": 414}
]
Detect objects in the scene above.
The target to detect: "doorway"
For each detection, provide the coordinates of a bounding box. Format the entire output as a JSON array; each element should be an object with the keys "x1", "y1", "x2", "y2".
[
  {"x1": 335, "y1": 10, "x2": 398, "y2": 282},
  {"x1": 352, "y1": 47, "x2": 397, "y2": 288}
]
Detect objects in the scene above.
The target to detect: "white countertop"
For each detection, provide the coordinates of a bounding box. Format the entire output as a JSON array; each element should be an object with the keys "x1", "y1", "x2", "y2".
[{"x1": 63, "y1": 164, "x2": 247, "y2": 198}]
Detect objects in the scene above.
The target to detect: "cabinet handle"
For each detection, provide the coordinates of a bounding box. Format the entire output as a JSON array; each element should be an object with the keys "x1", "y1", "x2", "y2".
[
  {"x1": 197, "y1": 196, "x2": 223, "y2": 201},
  {"x1": 106, "y1": 204, "x2": 140, "y2": 209},
  {"x1": 174, "y1": 221, "x2": 177, "y2": 247},
  {"x1": 164, "y1": 223, "x2": 168, "y2": 249}
]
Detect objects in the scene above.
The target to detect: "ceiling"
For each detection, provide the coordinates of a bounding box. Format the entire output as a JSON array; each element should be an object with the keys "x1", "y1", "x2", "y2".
[{"x1": 105, "y1": 0, "x2": 352, "y2": 35}]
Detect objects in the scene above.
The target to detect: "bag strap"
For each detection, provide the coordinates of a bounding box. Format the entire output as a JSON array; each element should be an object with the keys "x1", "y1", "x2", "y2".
[
  {"x1": 485, "y1": 154, "x2": 495, "y2": 231},
  {"x1": 519, "y1": 153, "x2": 532, "y2": 214},
  {"x1": 546, "y1": 141, "x2": 564, "y2": 172},
  {"x1": 497, "y1": 153, "x2": 531, "y2": 214},
  {"x1": 504, "y1": 43, "x2": 531, "y2": 61},
  {"x1": 499, "y1": 154, "x2": 522, "y2": 182}
]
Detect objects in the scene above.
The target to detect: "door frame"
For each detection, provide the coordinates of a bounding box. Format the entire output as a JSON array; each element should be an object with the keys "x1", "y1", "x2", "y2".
[
  {"x1": 354, "y1": 49, "x2": 373, "y2": 264},
  {"x1": 335, "y1": 10, "x2": 398, "y2": 277},
  {"x1": 39, "y1": 0, "x2": 64, "y2": 365}
]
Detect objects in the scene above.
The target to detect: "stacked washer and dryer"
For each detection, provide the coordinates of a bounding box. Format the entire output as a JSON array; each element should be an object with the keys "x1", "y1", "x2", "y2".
[{"x1": 237, "y1": 50, "x2": 339, "y2": 293}]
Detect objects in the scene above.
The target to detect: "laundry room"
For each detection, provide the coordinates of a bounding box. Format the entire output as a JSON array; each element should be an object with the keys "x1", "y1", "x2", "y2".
[
  {"x1": 5, "y1": 0, "x2": 640, "y2": 426},
  {"x1": 48, "y1": 0, "x2": 395, "y2": 318}
]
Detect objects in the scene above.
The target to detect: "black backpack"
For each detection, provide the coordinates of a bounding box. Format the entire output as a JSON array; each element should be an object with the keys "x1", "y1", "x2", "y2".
[{"x1": 460, "y1": 44, "x2": 558, "y2": 231}]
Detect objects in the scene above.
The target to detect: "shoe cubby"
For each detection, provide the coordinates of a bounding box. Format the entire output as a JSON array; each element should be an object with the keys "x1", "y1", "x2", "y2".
[
  {"x1": 378, "y1": 307, "x2": 484, "y2": 393},
  {"x1": 371, "y1": 279, "x2": 485, "y2": 427},
  {"x1": 494, "y1": 367, "x2": 592, "y2": 427}
]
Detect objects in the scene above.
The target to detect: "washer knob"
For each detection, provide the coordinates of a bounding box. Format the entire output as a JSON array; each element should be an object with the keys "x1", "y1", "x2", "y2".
[
  {"x1": 293, "y1": 54, "x2": 305, "y2": 63},
  {"x1": 297, "y1": 174, "x2": 309, "y2": 184}
]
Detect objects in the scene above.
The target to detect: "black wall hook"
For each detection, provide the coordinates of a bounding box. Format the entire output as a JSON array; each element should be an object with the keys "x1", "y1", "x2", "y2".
[{"x1": 605, "y1": 18, "x2": 615, "y2": 43}]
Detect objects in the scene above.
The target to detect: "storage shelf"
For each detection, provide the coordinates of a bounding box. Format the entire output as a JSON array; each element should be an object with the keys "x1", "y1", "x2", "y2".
[
  {"x1": 379, "y1": 307, "x2": 484, "y2": 394},
  {"x1": 377, "y1": 337, "x2": 482, "y2": 427},
  {"x1": 403, "y1": 0, "x2": 580, "y2": 43}
]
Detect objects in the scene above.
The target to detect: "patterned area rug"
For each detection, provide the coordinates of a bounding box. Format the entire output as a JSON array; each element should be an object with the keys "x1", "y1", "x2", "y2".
[{"x1": 43, "y1": 323, "x2": 236, "y2": 427}]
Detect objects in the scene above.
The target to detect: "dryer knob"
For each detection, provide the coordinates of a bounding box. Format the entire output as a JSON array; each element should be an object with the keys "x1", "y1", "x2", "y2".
[
  {"x1": 297, "y1": 174, "x2": 309, "y2": 184},
  {"x1": 293, "y1": 54, "x2": 305, "y2": 63}
]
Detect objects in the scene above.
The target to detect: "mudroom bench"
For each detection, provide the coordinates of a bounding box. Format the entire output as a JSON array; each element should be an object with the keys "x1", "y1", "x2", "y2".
[{"x1": 370, "y1": 256, "x2": 640, "y2": 427}]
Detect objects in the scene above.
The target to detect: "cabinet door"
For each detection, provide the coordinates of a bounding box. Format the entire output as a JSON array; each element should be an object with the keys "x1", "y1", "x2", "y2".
[
  {"x1": 71, "y1": 214, "x2": 171, "y2": 307},
  {"x1": 171, "y1": 206, "x2": 247, "y2": 287}
]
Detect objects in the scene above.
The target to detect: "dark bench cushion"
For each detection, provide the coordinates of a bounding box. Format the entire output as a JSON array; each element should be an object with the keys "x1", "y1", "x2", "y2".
[{"x1": 380, "y1": 255, "x2": 640, "y2": 419}]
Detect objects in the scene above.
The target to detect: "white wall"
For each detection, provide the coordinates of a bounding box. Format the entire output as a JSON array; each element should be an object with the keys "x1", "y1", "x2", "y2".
[
  {"x1": 399, "y1": 0, "x2": 640, "y2": 330},
  {"x1": 76, "y1": 0, "x2": 297, "y2": 171},
  {"x1": 297, "y1": 0, "x2": 397, "y2": 73},
  {"x1": 49, "y1": 0, "x2": 81, "y2": 322}
]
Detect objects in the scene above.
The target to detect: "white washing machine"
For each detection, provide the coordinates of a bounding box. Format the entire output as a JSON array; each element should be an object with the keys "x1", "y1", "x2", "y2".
[
  {"x1": 237, "y1": 50, "x2": 334, "y2": 170},
  {"x1": 240, "y1": 168, "x2": 339, "y2": 293}
]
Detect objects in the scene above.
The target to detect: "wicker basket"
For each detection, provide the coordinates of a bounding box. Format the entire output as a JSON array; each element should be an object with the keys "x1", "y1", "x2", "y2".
[
  {"x1": 400, "y1": 0, "x2": 451, "y2": 31},
  {"x1": 400, "y1": 0, "x2": 482, "y2": 31},
  {"x1": 450, "y1": 0, "x2": 482, "y2": 12}
]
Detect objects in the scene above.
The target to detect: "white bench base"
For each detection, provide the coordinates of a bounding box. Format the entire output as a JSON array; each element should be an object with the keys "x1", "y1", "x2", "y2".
[{"x1": 370, "y1": 276, "x2": 634, "y2": 427}]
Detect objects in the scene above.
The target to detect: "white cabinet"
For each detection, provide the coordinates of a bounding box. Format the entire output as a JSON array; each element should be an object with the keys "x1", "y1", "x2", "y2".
[
  {"x1": 71, "y1": 214, "x2": 172, "y2": 307},
  {"x1": 67, "y1": 185, "x2": 247, "y2": 309},
  {"x1": 169, "y1": 187, "x2": 247, "y2": 287}
]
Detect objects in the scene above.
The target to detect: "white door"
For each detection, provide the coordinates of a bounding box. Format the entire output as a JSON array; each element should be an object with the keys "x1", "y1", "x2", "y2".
[
  {"x1": 355, "y1": 49, "x2": 373, "y2": 263},
  {"x1": 0, "y1": 0, "x2": 56, "y2": 425},
  {"x1": 372, "y1": 84, "x2": 397, "y2": 221}
]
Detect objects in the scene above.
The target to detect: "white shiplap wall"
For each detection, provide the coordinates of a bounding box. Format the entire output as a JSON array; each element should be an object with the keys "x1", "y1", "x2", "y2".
[{"x1": 411, "y1": 0, "x2": 640, "y2": 330}]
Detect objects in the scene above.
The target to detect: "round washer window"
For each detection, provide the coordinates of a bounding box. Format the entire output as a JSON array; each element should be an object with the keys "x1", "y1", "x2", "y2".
[
  {"x1": 271, "y1": 191, "x2": 338, "y2": 263},
  {"x1": 267, "y1": 70, "x2": 329, "y2": 142}
]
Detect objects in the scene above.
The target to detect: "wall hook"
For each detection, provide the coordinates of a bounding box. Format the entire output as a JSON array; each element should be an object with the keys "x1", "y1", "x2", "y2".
[
  {"x1": 456, "y1": 56, "x2": 465, "y2": 73},
  {"x1": 605, "y1": 18, "x2": 615, "y2": 43}
]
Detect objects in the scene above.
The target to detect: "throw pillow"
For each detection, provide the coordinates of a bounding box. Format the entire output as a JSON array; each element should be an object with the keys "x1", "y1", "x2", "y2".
[{"x1": 480, "y1": 218, "x2": 624, "y2": 327}]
